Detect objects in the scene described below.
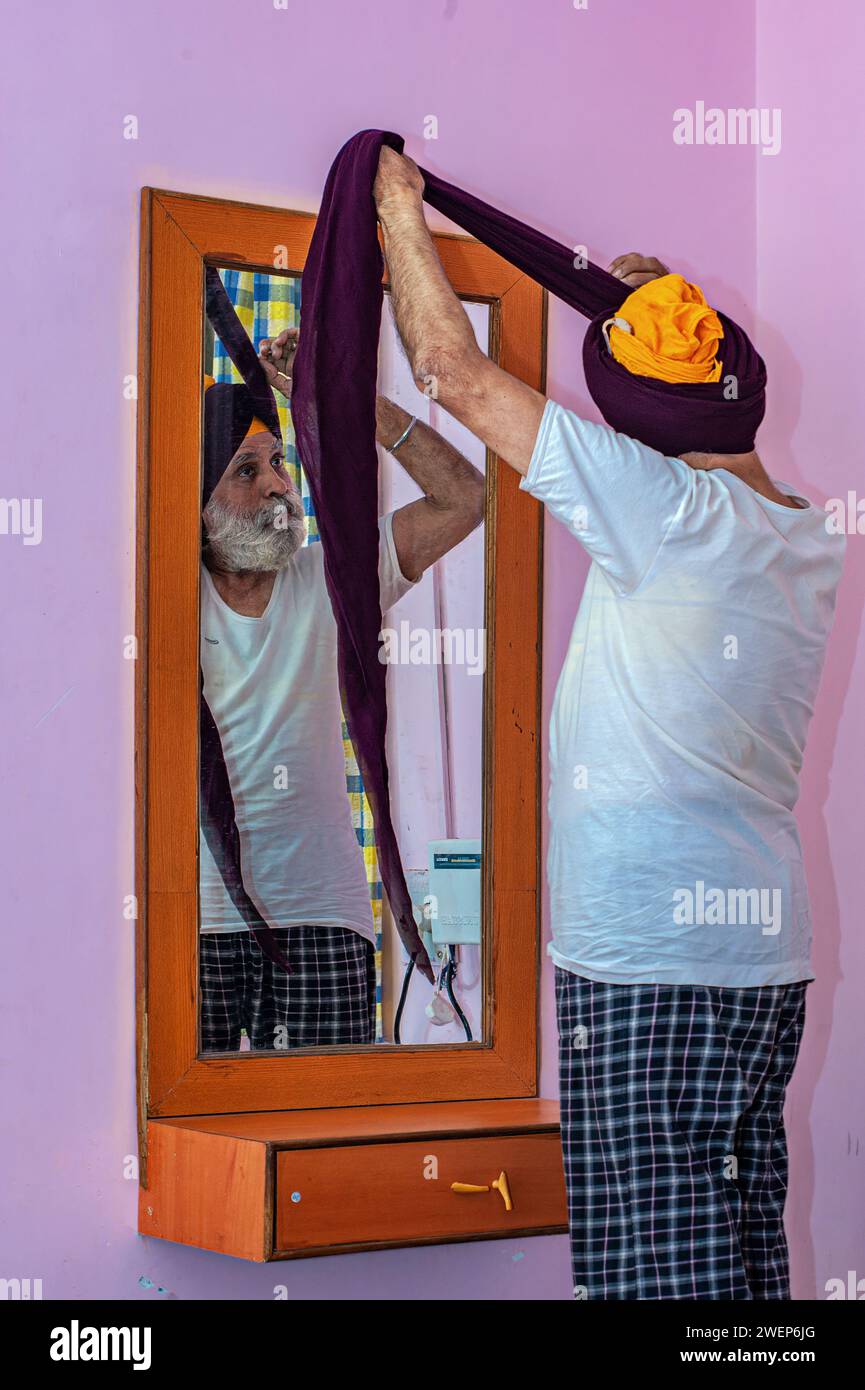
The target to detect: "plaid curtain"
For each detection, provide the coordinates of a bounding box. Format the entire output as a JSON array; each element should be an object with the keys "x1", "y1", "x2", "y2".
[{"x1": 205, "y1": 269, "x2": 384, "y2": 1038}]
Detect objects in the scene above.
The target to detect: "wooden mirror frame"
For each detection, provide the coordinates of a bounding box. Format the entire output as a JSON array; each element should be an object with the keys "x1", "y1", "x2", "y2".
[{"x1": 136, "y1": 189, "x2": 545, "y2": 1132}]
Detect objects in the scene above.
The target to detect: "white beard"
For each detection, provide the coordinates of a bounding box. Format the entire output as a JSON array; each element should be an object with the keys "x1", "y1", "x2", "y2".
[{"x1": 203, "y1": 496, "x2": 307, "y2": 572}]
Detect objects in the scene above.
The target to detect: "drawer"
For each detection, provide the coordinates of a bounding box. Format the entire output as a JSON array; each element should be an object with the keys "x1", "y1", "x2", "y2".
[{"x1": 275, "y1": 1131, "x2": 568, "y2": 1255}]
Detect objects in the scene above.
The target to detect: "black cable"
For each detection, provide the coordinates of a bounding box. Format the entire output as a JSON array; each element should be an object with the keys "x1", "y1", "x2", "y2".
[
  {"x1": 444, "y1": 946, "x2": 473, "y2": 1041},
  {"x1": 394, "y1": 945, "x2": 472, "y2": 1044},
  {"x1": 393, "y1": 954, "x2": 415, "y2": 1045}
]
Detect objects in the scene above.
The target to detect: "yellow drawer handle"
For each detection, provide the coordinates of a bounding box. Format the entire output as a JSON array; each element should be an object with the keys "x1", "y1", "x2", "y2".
[
  {"x1": 451, "y1": 1170, "x2": 513, "y2": 1212},
  {"x1": 492, "y1": 1171, "x2": 513, "y2": 1212}
]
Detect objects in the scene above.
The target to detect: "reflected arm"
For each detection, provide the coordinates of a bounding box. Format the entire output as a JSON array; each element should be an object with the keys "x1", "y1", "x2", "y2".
[{"x1": 376, "y1": 394, "x2": 484, "y2": 582}]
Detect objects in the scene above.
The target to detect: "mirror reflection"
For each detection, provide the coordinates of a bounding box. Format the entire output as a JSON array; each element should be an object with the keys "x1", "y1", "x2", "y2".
[{"x1": 198, "y1": 266, "x2": 488, "y2": 1053}]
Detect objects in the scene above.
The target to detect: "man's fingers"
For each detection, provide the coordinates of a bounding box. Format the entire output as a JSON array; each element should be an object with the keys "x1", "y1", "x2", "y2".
[
  {"x1": 274, "y1": 328, "x2": 299, "y2": 357},
  {"x1": 608, "y1": 252, "x2": 641, "y2": 276},
  {"x1": 609, "y1": 253, "x2": 649, "y2": 279},
  {"x1": 260, "y1": 329, "x2": 299, "y2": 376},
  {"x1": 608, "y1": 253, "x2": 670, "y2": 283}
]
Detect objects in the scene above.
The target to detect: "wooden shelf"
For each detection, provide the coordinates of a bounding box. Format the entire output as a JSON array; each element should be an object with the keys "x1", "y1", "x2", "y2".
[{"x1": 140, "y1": 1099, "x2": 567, "y2": 1261}]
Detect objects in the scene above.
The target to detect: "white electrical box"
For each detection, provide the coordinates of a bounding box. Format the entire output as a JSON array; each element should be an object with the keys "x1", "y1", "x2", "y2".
[{"x1": 427, "y1": 839, "x2": 482, "y2": 945}]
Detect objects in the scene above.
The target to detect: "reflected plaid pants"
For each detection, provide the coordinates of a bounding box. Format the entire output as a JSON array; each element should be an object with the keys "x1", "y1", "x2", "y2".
[
  {"x1": 555, "y1": 968, "x2": 808, "y2": 1300},
  {"x1": 199, "y1": 924, "x2": 376, "y2": 1052}
]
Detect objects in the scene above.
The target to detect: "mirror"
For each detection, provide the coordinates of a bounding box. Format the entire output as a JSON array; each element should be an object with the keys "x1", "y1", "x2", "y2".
[{"x1": 197, "y1": 265, "x2": 488, "y2": 1055}]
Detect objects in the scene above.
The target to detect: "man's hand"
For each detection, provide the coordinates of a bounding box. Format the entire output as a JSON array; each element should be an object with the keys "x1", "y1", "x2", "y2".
[
  {"x1": 373, "y1": 147, "x2": 425, "y2": 214},
  {"x1": 259, "y1": 327, "x2": 299, "y2": 398},
  {"x1": 607, "y1": 253, "x2": 670, "y2": 288}
]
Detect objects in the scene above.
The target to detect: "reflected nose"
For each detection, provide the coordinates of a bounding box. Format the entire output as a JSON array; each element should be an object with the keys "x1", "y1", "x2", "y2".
[
  {"x1": 268, "y1": 470, "x2": 291, "y2": 497},
  {"x1": 269, "y1": 476, "x2": 302, "y2": 522}
]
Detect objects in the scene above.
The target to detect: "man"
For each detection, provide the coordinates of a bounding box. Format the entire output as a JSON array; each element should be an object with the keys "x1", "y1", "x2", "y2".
[
  {"x1": 199, "y1": 327, "x2": 484, "y2": 1052},
  {"x1": 372, "y1": 147, "x2": 844, "y2": 1300}
]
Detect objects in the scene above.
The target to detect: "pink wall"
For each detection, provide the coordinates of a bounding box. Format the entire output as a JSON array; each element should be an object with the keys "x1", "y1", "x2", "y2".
[
  {"x1": 14, "y1": 0, "x2": 854, "y2": 1301},
  {"x1": 755, "y1": 0, "x2": 865, "y2": 1295}
]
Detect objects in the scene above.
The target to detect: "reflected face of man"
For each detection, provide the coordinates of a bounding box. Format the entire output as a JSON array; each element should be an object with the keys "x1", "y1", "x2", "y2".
[{"x1": 202, "y1": 431, "x2": 306, "y2": 572}]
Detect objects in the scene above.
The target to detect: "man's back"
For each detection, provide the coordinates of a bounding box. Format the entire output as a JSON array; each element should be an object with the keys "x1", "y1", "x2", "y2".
[{"x1": 520, "y1": 400, "x2": 845, "y2": 986}]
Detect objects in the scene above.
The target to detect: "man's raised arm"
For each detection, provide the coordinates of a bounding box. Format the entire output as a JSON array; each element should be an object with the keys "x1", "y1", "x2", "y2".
[{"x1": 374, "y1": 149, "x2": 546, "y2": 477}]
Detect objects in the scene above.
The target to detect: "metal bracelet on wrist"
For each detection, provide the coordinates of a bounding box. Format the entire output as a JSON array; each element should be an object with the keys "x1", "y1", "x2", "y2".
[{"x1": 388, "y1": 415, "x2": 417, "y2": 453}]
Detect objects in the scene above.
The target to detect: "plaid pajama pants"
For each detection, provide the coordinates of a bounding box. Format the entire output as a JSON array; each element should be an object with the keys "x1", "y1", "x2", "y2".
[
  {"x1": 199, "y1": 924, "x2": 376, "y2": 1052},
  {"x1": 555, "y1": 967, "x2": 808, "y2": 1300}
]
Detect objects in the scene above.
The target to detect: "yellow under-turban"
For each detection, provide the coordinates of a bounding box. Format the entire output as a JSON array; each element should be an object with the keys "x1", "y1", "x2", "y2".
[
  {"x1": 203, "y1": 373, "x2": 270, "y2": 436},
  {"x1": 605, "y1": 273, "x2": 724, "y2": 384}
]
